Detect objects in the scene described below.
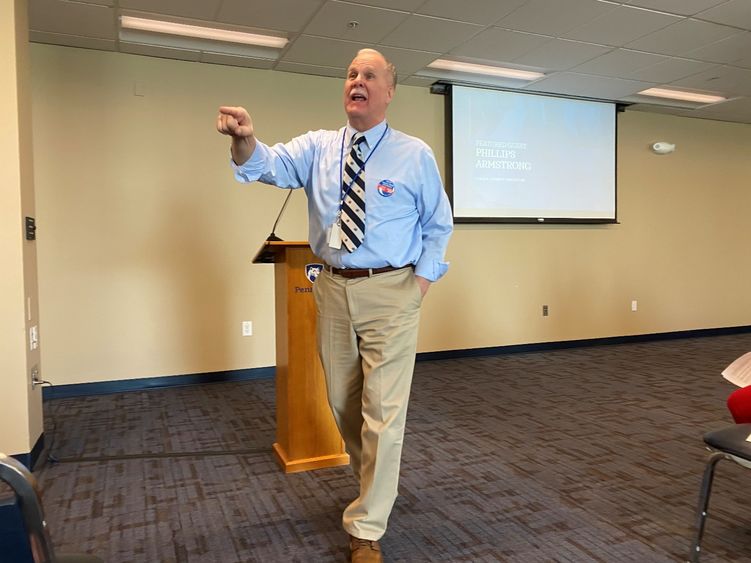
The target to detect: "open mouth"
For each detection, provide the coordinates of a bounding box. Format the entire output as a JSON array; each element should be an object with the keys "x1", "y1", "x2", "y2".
[{"x1": 350, "y1": 92, "x2": 367, "y2": 102}]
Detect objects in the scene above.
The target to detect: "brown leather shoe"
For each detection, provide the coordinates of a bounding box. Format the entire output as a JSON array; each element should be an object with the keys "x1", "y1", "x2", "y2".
[{"x1": 349, "y1": 535, "x2": 383, "y2": 563}]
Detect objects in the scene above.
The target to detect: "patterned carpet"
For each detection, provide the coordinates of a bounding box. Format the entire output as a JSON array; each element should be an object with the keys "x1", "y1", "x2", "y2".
[{"x1": 36, "y1": 333, "x2": 751, "y2": 562}]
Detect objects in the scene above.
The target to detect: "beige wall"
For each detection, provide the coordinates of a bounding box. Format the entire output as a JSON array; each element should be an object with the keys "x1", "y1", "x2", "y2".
[
  {"x1": 1, "y1": 0, "x2": 43, "y2": 456},
  {"x1": 29, "y1": 44, "x2": 751, "y2": 387},
  {"x1": 432, "y1": 111, "x2": 751, "y2": 350}
]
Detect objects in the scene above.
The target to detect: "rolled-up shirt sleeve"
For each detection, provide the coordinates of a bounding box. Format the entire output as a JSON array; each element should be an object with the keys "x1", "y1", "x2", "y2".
[{"x1": 414, "y1": 147, "x2": 453, "y2": 282}]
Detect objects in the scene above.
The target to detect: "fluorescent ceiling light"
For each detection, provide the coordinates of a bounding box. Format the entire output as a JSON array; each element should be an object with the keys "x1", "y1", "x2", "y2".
[
  {"x1": 120, "y1": 16, "x2": 288, "y2": 49},
  {"x1": 637, "y1": 87, "x2": 726, "y2": 104},
  {"x1": 427, "y1": 59, "x2": 544, "y2": 81}
]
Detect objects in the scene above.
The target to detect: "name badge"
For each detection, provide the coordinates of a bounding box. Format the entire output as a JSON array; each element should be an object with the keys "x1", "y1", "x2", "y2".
[{"x1": 328, "y1": 222, "x2": 342, "y2": 249}]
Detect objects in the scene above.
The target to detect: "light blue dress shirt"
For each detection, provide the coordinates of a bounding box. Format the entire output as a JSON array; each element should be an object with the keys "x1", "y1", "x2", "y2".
[{"x1": 232, "y1": 120, "x2": 453, "y2": 282}]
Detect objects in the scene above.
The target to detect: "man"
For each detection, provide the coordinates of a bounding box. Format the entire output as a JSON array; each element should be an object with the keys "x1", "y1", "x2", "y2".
[{"x1": 217, "y1": 48, "x2": 453, "y2": 562}]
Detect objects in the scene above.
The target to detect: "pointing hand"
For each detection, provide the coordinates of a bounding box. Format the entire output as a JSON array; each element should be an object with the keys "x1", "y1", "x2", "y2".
[{"x1": 217, "y1": 106, "x2": 254, "y2": 139}]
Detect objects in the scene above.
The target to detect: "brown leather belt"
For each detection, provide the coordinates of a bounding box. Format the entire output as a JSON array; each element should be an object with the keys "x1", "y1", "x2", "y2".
[{"x1": 325, "y1": 264, "x2": 413, "y2": 279}]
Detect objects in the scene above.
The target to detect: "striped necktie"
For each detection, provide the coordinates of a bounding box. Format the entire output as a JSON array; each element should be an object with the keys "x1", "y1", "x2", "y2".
[{"x1": 340, "y1": 133, "x2": 367, "y2": 252}]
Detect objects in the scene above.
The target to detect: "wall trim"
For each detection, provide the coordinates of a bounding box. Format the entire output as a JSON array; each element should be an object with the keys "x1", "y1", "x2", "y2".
[
  {"x1": 416, "y1": 325, "x2": 751, "y2": 361},
  {"x1": 41, "y1": 326, "x2": 751, "y2": 400},
  {"x1": 43, "y1": 366, "x2": 276, "y2": 400}
]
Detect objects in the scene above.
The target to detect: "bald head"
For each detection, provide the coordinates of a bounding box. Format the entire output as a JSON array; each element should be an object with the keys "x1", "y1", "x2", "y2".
[{"x1": 355, "y1": 49, "x2": 397, "y2": 89}]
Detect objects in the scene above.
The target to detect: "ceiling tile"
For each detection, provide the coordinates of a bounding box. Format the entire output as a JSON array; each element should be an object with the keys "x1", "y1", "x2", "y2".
[
  {"x1": 495, "y1": 0, "x2": 618, "y2": 36},
  {"x1": 414, "y1": 66, "x2": 547, "y2": 90},
  {"x1": 399, "y1": 75, "x2": 440, "y2": 87},
  {"x1": 343, "y1": 0, "x2": 424, "y2": 10},
  {"x1": 120, "y1": 42, "x2": 202, "y2": 62},
  {"x1": 671, "y1": 64, "x2": 751, "y2": 95},
  {"x1": 622, "y1": 0, "x2": 728, "y2": 16},
  {"x1": 626, "y1": 103, "x2": 700, "y2": 118},
  {"x1": 573, "y1": 49, "x2": 667, "y2": 78},
  {"x1": 119, "y1": 9, "x2": 287, "y2": 40},
  {"x1": 628, "y1": 56, "x2": 717, "y2": 82},
  {"x1": 29, "y1": 31, "x2": 116, "y2": 52},
  {"x1": 695, "y1": 0, "x2": 751, "y2": 30},
  {"x1": 280, "y1": 35, "x2": 365, "y2": 67},
  {"x1": 514, "y1": 39, "x2": 612, "y2": 71},
  {"x1": 202, "y1": 52, "x2": 275, "y2": 69},
  {"x1": 29, "y1": 0, "x2": 115, "y2": 40},
  {"x1": 562, "y1": 5, "x2": 681, "y2": 47},
  {"x1": 626, "y1": 18, "x2": 740, "y2": 56},
  {"x1": 619, "y1": 93, "x2": 711, "y2": 109},
  {"x1": 376, "y1": 46, "x2": 442, "y2": 78},
  {"x1": 302, "y1": 1, "x2": 409, "y2": 43},
  {"x1": 416, "y1": 0, "x2": 527, "y2": 26},
  {"x1": 379, "y1": 14, "x2": 482, "y2": 52},
  {"x1": 451, "y1": 27, "x2": 551, "y2": 62},
  {"x1": 21, "y1": 0, "x2": 751, "y2": 124},
  {"x1": 217, "y1": 0, "x2": 325, "y2": 33},
  {"x1": 687, "y1": 32, "x2": 751, "y2": 67},
  {"x1": 119, "y1": 0, "x2": 221, "y2": 21},
  {"x1": 525, "y1": 72, "x2": 655, "y2": 99},
  {"x1": 689, "y1": 95, "x2": 751, "y2": 123},
  {"x1": 119, "y1": 28, "x2": 282, "y2": 59},
  {"x1": 275, "y1": 61, "x2": 347, "y2": 79}
]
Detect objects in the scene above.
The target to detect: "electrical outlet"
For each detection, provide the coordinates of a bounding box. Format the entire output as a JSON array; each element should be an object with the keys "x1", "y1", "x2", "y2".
[
  {"x1": 542, "y1": 305, "x2": 549, "y2": 317},
  {"x1": 242, "y1": 321, "x2": 253, "y2": 336},
  {"x1": 631, "y1": 300, "x2": 638, "y2": 312}
]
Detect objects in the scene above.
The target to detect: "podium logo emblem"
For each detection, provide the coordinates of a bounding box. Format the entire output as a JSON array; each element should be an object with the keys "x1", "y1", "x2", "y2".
[{"x1": 305, "y1": 263, "x2": 323, "y2": 283}]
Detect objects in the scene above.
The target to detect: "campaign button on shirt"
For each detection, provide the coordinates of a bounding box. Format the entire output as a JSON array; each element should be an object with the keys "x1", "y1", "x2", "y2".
[{"x1": 377, "y1": 179, "x2": 396, "y2": 197}]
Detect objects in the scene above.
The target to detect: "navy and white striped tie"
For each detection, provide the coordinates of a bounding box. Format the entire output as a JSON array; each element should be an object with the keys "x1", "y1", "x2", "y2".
[{"x1": 340, "y1": 133, "x2": 367, "y2": 252}]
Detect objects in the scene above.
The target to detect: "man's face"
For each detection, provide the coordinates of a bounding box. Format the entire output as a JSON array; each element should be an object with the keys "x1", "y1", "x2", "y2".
[{"x1": 343, "y1": 51, "x2": 394, "y2": 130}]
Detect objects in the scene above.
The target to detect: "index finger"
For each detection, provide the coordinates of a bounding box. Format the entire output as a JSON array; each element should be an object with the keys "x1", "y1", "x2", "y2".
[{"x1": 218, "y1": 106, "x2": 246, "y2": 118}]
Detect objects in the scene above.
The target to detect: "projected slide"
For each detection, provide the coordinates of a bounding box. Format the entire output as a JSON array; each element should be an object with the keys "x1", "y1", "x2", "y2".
[{"x1": 451, "y1": 85, "x2": 616, "y2": 222}]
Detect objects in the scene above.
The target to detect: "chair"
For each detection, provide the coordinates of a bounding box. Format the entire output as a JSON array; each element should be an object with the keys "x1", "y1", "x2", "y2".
[
  {"x1": 688, "y1": 423, "x2": 751, "y2": 562},
  {"x1": 689, "y1": 352, "x2": 751, "y2": 562},
  {"x1": 0, "y1": 453, "x2": 103, "y2": 563}
]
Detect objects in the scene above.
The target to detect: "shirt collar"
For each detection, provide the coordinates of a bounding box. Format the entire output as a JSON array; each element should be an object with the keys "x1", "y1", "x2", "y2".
[{"x1": 346, "y1": 120, "x2": 388, "y2": 148}]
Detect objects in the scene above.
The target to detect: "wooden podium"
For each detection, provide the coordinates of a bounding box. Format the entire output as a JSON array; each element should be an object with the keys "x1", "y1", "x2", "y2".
[{"x1": 253, "y1": 241, "x2": 349, "y2": 473}]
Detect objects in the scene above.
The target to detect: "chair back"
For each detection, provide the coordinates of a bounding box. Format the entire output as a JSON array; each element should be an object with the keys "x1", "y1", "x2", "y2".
[{"x1": 0, "y1": 453, "x2": 55, "y2": 563}]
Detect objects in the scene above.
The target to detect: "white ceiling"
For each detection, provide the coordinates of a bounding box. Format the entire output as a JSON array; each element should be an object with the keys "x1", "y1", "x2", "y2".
[{"x1": 28, "y1": 0, "x2": 751, "y2": 124}]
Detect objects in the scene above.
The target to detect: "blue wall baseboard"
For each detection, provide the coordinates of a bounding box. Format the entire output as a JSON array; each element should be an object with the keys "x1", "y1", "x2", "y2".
[
  {"x1": 43, "y1": 366, "x2": 276, "y2": 400},
  {"x1": 415, "y1": 324, "x2": 751, "y2": 362},
  {"x1": 38, "y1": 325, "x2": 751, "y2": 402}
]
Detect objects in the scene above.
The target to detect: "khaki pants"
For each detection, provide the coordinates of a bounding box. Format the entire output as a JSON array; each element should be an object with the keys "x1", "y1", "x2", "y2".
[{"x1": 313, "y1": 266, "x2": 422, "y2": 541}]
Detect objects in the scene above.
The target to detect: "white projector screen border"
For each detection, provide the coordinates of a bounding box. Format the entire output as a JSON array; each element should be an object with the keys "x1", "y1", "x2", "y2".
[{"x1": 445, "y1": 83, "x2": 619, "y2": 224}]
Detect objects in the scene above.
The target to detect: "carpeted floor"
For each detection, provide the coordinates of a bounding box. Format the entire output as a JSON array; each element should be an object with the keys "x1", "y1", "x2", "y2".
[{"x1": 36, "y1": 333, "x2": 751, "y2": 562}]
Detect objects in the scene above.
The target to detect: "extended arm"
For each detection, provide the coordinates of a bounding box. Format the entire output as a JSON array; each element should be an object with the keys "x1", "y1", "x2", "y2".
[{"x1": 218, "y1": 106, "x2": 320, "y2": 189}]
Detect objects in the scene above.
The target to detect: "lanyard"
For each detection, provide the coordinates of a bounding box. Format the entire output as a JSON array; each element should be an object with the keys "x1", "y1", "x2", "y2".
[{"x1": 338, "y1": 124, "x2": 389, "y2": 206}]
